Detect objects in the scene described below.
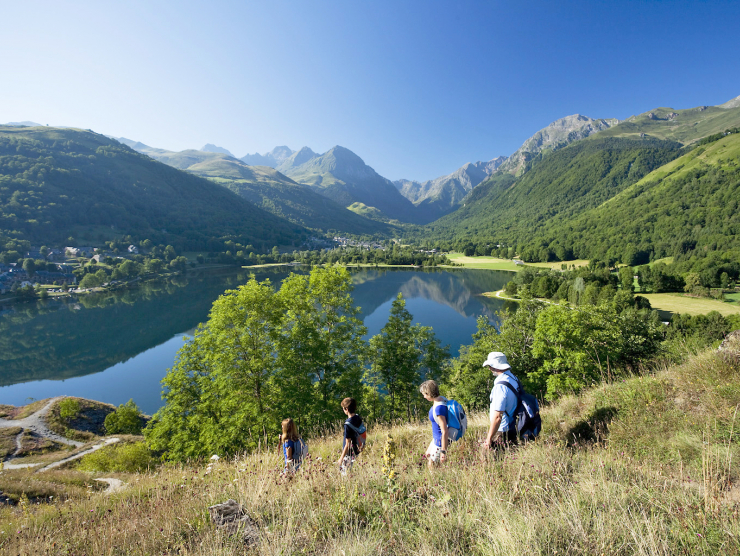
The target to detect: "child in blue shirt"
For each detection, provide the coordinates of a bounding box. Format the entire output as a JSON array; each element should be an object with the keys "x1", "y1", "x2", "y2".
[
  {"x1": 281, "y1": 418, "x2": 303, "y2": 473},
  {"x1": 420, "y1": 380, "x2": 449, "y2": 469}
]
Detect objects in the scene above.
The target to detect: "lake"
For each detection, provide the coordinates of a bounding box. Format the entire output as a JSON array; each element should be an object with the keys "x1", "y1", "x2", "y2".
[{"x1": 0, "y1": 266, "x2": 515, "y2": 414}]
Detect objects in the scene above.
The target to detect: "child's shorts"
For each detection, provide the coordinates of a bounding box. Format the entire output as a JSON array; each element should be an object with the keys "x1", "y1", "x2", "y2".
[
  {"x1": 428, "y1": 445, "x2": 443, "y2": 463},
  {"x1": 340, "y1": 455, "x2": 355, "y2": 475}
]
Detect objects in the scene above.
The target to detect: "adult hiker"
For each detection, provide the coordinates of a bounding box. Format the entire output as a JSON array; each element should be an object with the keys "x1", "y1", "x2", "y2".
[{"x1": 481, "y1": 351, "x2": 520, "y2": 450}]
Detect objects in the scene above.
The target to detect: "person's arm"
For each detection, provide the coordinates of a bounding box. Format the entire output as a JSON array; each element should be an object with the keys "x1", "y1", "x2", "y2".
[
  {"x1": 337, "y1": 428, "x2": 350, "y2": 466},
  {"x1": 286, "y1": 444, "x2": 293, "y2": 462},
  {"x1": 435, "y1": 412, "x2": 448, "y2": 463},
  {"x1": 484, "y1": 411, "x2": 504, "y2": 447}
]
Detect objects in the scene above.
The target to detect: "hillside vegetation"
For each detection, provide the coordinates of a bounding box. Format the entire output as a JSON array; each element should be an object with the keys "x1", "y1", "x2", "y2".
[
  {"x1": 2, "y1": 342, "x2": 739, "y2": 554},
  {"x1": 597, "y1": 104, "x2": 740, "y2": 144},
  {"x1": 520, "y1": 131, "x2": 740, "y2": 262},
  {"x1": 117, "y1": 145, "x2": 390, "y2": 235},
  {"x1": 0, "y1": 126, "x2": 304, "y2": 250},
  {"x1": 427, "y1": 137, "x2": 683, "y2": 251}
]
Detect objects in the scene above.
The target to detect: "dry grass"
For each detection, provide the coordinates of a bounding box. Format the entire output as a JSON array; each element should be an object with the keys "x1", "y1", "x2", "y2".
[
  {"x1": 642, "y1": 293, "x2": 740, "y2": 316},
  {"x1": 0, "y1": 427, "x2": 22, "y2": 459},
  {"x1": 1, "y1": 349, "x2": 740, "y2": 554},
  {"x1": 1, "y1": 399, "x2": 51, "y2": 420}
]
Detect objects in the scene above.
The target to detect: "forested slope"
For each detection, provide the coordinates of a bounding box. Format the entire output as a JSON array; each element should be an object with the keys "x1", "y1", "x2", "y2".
[
  {"x1": 426, "y1": 137, "x2": 683, "y2": 252},
  {"x1": 0, "y1": 127, "x2": 304, "y2": 250},
  {"x1": 526, "y1": 131, "x2": 740, "y2": 262},
  {"x1": 180, "y1": 154, "x2": 394, "y2": 235}
]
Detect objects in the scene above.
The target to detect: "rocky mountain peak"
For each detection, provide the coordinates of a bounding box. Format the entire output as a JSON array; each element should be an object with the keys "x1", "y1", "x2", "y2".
[{"x1": 718, "y1": 94, "x2": 740, "y2": 109}]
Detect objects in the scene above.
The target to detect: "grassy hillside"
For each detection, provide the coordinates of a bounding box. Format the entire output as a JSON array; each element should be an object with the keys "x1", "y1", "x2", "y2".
[
  {"x1": 3, "y1": 342, "x2": 739, "y2": 554},
  {"x1": 0, "y1": 126, "x2": 304, "y2": 249},
  {"x1": 597, "y1": 104, "x2": 740, "y2": 144}
]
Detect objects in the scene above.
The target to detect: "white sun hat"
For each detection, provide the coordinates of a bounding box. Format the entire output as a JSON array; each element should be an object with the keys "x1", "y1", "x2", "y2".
[{"x1": 482, "y1": 351, "x2": 511, "y2": 370}]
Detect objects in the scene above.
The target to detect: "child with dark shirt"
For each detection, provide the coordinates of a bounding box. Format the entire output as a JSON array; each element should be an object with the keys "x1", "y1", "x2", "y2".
[{"x1": 336, "y1": 397, "x2": 364, "y2": 474}]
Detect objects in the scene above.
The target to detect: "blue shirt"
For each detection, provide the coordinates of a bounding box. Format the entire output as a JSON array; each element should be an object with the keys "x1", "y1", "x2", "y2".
[
  {"x1": 283, "y1": 440, "x2": 296, "y2": 465},
  {"x1": 490, "y1": 371, "x2": 519, "y2": 432},
  {"x1": 429, "y1": 402, "x2": 448, "y2": 447}
]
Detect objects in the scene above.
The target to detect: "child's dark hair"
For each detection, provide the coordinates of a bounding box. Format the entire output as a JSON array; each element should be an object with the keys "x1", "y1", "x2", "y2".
[{"x1": 341, "y1": 397, "x2": 357, "y2": 414}]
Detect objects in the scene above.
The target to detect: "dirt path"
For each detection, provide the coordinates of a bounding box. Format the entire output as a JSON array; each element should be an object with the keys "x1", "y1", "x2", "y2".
[
  {"x1": 0, "y1": 397, "x2": 84, "y2": 450},
  {"x1": 39, "y1": 437, "x2": 120, "y2": 471},
  {"x1": 94, "y1": 478, "x2": 125, "y2": 494}
]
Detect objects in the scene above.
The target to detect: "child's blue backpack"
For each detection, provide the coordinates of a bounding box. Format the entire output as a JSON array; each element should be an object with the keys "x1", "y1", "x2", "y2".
[
  {"x1": 445, "y1": 398, "x2": 468, "y2": 441},
  {"x1": 501, "y1": 381, "x2": 541, "y2": 441}
]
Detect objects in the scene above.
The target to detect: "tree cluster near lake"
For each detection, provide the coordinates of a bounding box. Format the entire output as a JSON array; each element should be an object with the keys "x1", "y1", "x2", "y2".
[
  {"x1": 145, "y1": 267, "x2": 448, "y2": 460},
  {"x1": 146, "y1": 263, "x2": 738, "y2": 461},
  {"x1": 291, "y1": 244, "x2": 451, "y2": 267}
]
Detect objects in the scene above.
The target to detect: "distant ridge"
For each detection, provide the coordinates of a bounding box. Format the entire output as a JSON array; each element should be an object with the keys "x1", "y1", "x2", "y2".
[
  {"x1": 3, "y1": 121, "x2": 44, "y2": 127},
  {"x1": 201, "y1": 143, "x2": 234, "y2": 157},
  {"x1": 241, "y1": 146, "x2": 294, "y2": 168},
  {"x1": 394, "y1": 156, "x2": 507, "y2": 217},
  {"x1": 717, "y1": 94, "x2": 740, "y2": 110}
]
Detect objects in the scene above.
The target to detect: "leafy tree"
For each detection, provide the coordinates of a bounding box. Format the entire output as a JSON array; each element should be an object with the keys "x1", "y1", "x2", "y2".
[
  {"x1": 145, "y1": 267, "x2": 367, "y2": 460},
  {"x1": 366, "y1": 293, "x2": 448, "y2": 421},
  {"x1": 104, "y1": 400, "x2": 145, "y2": 435},
  {"x1": 276, "y1": 267, "x2": 368, "y2": 426},
  {"x1": 531, "y1": 304, "x2": 663, "y2": 400},
  {"x1": 163, "y1": 245, "x2": 177, "y2": 262},
  {"x1": 619, "y1": 266, "x2": 634, "y2": 292},
  {"x1": 58, "y1": 398, "x2": 80, "y2": 422},
  {"x1": 22, "y1": 258, "x2": 35, "y2": 278},
  {"x1": 78, "y1": 273, "x2": 101, "y2": 289}
]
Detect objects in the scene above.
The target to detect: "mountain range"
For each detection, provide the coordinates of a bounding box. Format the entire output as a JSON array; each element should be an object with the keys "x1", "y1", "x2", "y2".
[
  {"x1": 111, "y1": 143, "x2": 392, "y2": 235},
  {"x1": 0, "y1": 126, "x2": 304, "y2": 251},
  {"x1": 4, "y1": 93, "x2": 739, "y2": 261},
  {"x1": 424, "y1": 94, "x2": 740, "y2": 262}
]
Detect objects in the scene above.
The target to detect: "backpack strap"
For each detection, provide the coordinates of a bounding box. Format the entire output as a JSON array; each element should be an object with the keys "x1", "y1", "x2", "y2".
[
  {"x1": 344, "y1": 419, "x2": 362, "y2": 435},
  {"x1": 499, "y1": 380, "x2": 522, "y2": 420}
]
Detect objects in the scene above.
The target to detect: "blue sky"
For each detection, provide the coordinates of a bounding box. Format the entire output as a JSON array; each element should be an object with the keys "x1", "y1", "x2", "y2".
[{"x1": 2, "y1": 1, "x2": 738, "y2": 181}]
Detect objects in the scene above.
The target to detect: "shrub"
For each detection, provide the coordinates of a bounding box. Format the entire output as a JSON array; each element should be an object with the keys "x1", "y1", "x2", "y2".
[
  {"x1": 58, "y1": 398, "x2": 80, "y2": 423},
  {"x1": 77, "y1": 442, "x2": 157, "y2": 473},
  {"x1": 104, "y1": 400, "x2": 144, "y2": 435}
]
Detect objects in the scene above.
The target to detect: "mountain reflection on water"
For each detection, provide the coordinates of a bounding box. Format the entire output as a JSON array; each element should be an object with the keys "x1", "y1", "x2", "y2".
[{"x1": 0, "y1": 266, "x2": 516, "y2": 413}]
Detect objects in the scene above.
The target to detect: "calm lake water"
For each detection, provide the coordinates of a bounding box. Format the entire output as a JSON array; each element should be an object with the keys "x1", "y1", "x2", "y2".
[{"x1": 0, "y1": 266, "x2": 515, "y2": 414}]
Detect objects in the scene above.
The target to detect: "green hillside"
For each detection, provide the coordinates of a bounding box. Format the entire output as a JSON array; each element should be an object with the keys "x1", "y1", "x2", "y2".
[
  {"x1": 0, "y1": 126, "x2": 304, "y2": 250},
  {"x1": 597, "y1": 103, "x2": 740, "y2": 144},
  {"x1": 426, "y1": 137, "x2": 683, "y2": 249},
  {"x1": 526, "y1": 131, "x2": 740, "y2": 261}
]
